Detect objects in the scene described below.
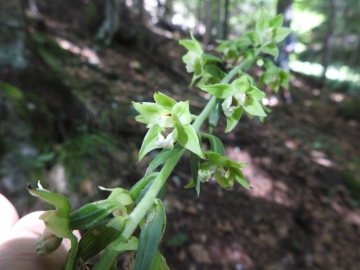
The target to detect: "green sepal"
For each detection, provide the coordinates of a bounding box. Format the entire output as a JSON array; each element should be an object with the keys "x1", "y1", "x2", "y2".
[
  {"x1": 269, "y1": 14, "x2": 284, "y2": 28},
  {"x1": 132, "y1": 102, "x2": 163, "y2": 125},
  {"x1": 172, "y1": 101, "x2": 192, "y2": 125},
  {"x1": 27, "y1": 181, "x2": 71, "y2": 217},
  {"x1": 134, "y1": 199, "x2": 166, "y2": 270},
  {"x1": 154, "y1": 92, "x2": 176, "y2": 110},
  {"x1": 69, "y1": 199, "x2": 122, "y2": 230},
  {"x1": 177, "y1": 124, "x2": 204, "y2": 158},
  {"x1": 244, "y1": 96, "x2": 267, "y2": 117},
  {"x1": 189, "y1": 151, "x2": 201, "y2": 196},
  {"x1": 139, "y1": 125, "x2": 161, "y2": 161},
  {"x1": 273, "y1": 27, "x2": 292, "y2": 43},
  {"x1": 78, "y1": 216, "x2": 127, "y2": 262},
  {"x1": 256, "y1": 9, "x2": 270, "y2": 32},
  {"x1": 225, "y1": 106, "x2": 243, "y2": 133},
  {"x1": 233, "y1": 168, "x2": 250, "y2": 189}
]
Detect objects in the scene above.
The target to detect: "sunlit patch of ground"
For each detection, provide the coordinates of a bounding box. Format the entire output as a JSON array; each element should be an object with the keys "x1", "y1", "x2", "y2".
[{"x1": 226, "y1": 146, "x2": 297, "y2": 208}]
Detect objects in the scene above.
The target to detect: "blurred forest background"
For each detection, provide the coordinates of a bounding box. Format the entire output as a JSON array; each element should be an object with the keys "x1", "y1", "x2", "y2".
[{"x1": 1, "y1": 0, "x2": 360, "y2": 269}]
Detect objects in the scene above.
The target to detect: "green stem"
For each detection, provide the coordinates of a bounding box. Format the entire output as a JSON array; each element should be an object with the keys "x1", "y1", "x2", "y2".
[
  {"x1": 65, "y1": 232, "x2": 78, "y2": 270},
  {"x1": 93, "y1": 48, "x2": 261, "y2": 270}
]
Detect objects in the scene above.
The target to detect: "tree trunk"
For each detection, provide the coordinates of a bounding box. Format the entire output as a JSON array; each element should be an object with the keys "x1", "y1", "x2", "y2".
[
  {"x1": 276, "y1": 0, "x2": 293, "y2": 27},
  {"x1": 222, "y1": 0, "x2": 230, "y2": 40},
  {"x1": 95, "y1": 0, "x2": 124, "y2": 45},
  {"x1": 320, "y1": 0, "x2": 336, "y2": 100},
  {"x1": 203, "y1": 0, "x2": 212, "y2": 46}
]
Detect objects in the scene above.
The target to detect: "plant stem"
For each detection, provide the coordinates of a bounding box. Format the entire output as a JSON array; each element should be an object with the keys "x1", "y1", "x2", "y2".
[{"x1": 94, "y1": 49, "x2": 260, "y2": 269}]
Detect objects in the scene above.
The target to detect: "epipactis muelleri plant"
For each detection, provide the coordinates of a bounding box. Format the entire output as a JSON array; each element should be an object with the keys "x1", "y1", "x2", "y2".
[{"x1": 27, "y1": 10, "x2": 291, "y2": 270}]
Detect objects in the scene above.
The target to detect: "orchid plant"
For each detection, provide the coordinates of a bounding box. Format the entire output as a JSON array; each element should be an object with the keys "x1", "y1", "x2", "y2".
[{"x1": 28, "y1": 10, "x2": 291, "y2": 270}]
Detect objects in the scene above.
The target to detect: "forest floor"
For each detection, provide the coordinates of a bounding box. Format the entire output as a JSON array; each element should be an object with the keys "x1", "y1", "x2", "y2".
[{"x1": 25, "y1": 17, "x2": 360, "y2": 270}]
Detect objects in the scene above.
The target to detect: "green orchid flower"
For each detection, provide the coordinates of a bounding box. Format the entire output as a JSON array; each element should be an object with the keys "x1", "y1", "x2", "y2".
[
  {"x1": 256, "y1": 10, "x2": 292, "y2": 59},
  {"x1": 28, "y1": 181, "x2": 72, "y2": 239},
  {"x1": 199, "y1": 75, "x2": 267, "y2": 133},
  {"x1": 198, "y1": 151, "x2": 249, "y2": 189},
  {"x1": 179, "y1": 32, "x2": 206, "y2": 85},
  {"x1": 133, "y1": 91, "x2": 204, "y2": 160}
]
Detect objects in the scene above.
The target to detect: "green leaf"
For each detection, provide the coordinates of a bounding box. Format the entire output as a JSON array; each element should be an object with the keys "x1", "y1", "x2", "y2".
[
  {"x1": 244, "y1": 97, "x2": 267, "y2": 117},
  {"x1": 189, "y1": 152, "x2": 201, "y2": 196},
  {"x1": 132, "y1": 102, "x2": 164, "y2": 125},
  {"x1": 181, "y1": 125, "x2": 204, "y2": 158},
  {"x1": 231, "y1": 75, "x2": 250, "y2": 93},
  {"x1": 78, "y1": 216, "x2": 127, "y2": 262},
  {"x1": 208, "y1": 98, "x2": 222, "y2": 133},
  {"x1": 69, "y1": 200, "x2": 121, "y2": 230},
  {"x1": 269, "y1": 14, "x2": 284, "y2": 28},
  {"x1": 154, "y1": 92, "x2": 176, "y2": 110},
  {"x1": 199, "y1": 83, "x2": 233, "y2": 99},
  {"x1": 184, "y1": 179, "x2": 195, "y2": 189},
  {"x1": 130, "y1": 173, "x2": 159, "y2": 200},
  {"x1": 134, "y1": 199, "x2": 166, "y2": 270},
  {"x1": 256, "y1": 9, "x2": 270, "y2": 32},
  {"x1": 200, "y1": 133, "x2": 225, "y2": 156},
  {"x1": 225, "y1": 106, "x2": 243, "y2": 133},
  {"x1": 111, "y1": 236, "x2": 138, "y2": 252},
  {"x1": 273, "y1": 27, "x2": 292, "y2": 43},
  {"x1": 139, "y1": 125, "x2": 161, "y2": 161},
  {"x1": 145, "y1": 144, "x2": 183, "y2": 176}
]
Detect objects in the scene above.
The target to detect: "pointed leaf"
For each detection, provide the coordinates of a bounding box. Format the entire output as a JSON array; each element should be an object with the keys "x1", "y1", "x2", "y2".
[
  {"x1": 130, "y1": 173, "x2": 159, "y2": 200},
  {"x1": 209, "y1": 98, "x2": 222, "y2": 133},
  {"x1": 189, "y1": 152, "x2": 201, "y2": 196},
  {"x1": 145, "y1": 144, "x2": 183, "y2": 176},
  {"x1": 69, "y1": 200, "x2": 121, "y2": 230},
  {"x1": 200, "y1": 133, "x2": 225, "y2": 156},
  {"x1": 134, "y1": 199, "x2": 166, "y2": 270}
]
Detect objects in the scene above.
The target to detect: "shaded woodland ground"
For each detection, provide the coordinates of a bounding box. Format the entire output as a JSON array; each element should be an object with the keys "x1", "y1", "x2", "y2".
[{"x1": 4, "y1": 10, "x2": 360, "y2": 270}]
